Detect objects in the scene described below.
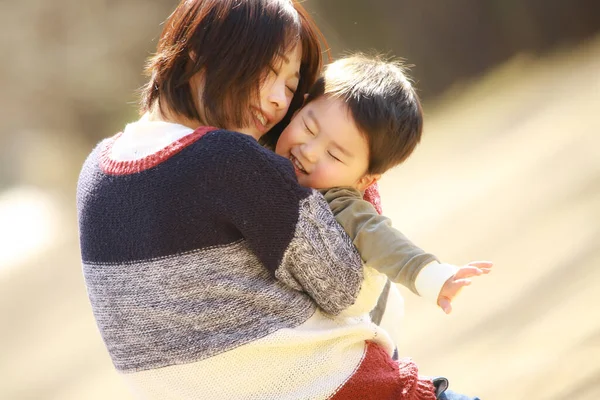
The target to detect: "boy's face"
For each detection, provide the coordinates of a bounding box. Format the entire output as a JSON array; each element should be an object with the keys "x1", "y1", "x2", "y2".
[{"x1": 275, "y1": 96, "x2": 379, "y2": 190}]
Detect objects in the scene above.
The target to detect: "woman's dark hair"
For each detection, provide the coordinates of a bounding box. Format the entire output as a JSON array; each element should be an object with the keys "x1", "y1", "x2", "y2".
[{"x1": 140, "y1": 0, "x2": 326, "y2": 141}]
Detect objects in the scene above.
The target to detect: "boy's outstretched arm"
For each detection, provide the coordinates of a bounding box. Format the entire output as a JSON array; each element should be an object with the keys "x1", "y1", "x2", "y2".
[
  {"x1": 323, "y1": 187, "x2": 448, "y2": 296},
  {"x1": 323, "y1": 187, "x2": 492, "y2": 312}
]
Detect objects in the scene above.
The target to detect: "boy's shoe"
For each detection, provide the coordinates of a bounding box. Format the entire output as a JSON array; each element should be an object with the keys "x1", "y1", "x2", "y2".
[{"x1": 432, "y1": 376, "x2": 449, "y2": 398}]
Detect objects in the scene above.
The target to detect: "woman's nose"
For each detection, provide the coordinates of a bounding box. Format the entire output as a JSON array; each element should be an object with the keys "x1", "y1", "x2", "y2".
[{"x1": 267, "y1": 80, "x2": 290, "y2": 111}]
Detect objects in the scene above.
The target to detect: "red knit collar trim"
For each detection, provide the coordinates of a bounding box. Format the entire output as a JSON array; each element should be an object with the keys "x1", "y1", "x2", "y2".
[{"x1": 99, "y1": 126, "x2": 217, "y2": 176}]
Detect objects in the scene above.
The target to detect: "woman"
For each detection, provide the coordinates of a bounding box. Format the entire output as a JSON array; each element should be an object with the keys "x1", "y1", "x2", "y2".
[{"x1": 77, "y1": 0, "x2": 439, "y2": 398}]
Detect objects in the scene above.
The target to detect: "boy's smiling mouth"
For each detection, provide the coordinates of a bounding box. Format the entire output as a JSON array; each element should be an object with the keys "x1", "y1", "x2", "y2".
[{"x1": 289, "y1": 154, "x2": 307, "y2": 174}]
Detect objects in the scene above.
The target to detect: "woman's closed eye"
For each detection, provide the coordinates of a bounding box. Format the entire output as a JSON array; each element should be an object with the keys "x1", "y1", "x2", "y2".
[
  {"x1": 286, "y1": 84, "x2": 297, "y2": 95},
  {"x1": 269, "y1": 65, "x2": 297, "y2": 95},
  {"x1": 268, "y1": 64, "x2": 278, "y2": 76}
]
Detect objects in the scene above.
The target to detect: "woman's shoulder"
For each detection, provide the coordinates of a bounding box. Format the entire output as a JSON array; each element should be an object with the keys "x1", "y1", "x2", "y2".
[
  {"x1": 202, "y1": 129, "x2": 287, "y2": 160},
  {"x1": 189, "y1": 128, "x2": 311, "y2": 203},
  {"x1": 200, "y1": 129, "x2": 298, "y2": 180}
]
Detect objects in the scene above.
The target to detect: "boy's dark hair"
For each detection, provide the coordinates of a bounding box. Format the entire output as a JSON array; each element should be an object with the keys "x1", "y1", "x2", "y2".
[
  {"x1": 305, "y1": 54, "x2": 423, "y2": 174},
  {"x1": 139, "y1": 0, "x2": 324, "y2": 135}
]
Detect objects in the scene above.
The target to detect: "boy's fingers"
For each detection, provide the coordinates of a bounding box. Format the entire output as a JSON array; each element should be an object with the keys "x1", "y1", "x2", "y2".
[
  {"x1": 443, "y1": 278, "x2": 471, "y2": 298},
  {"x1": 439, "y1": 265, "x2": 489, "y2": 314},
  {"x1": 455, "y1": 278, "x2": 472, "y2": 286},
  {"x1": 438, "y1": 297, "x2": 452, "y2": 314},
  {"x1": 467, "y1": 261, "x2": 493, "y2": 269},
  {"x1": 448, "y1": 279, "x2": 471, "y2": 294},
  {"x1": 454, "y1": 267, "x2": 483, "y2": 279}
]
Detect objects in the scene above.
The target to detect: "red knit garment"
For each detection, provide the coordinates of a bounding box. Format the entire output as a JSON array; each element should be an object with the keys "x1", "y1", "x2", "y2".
[
  {"x1": 99, "y1": 126, "x2": 217, "y2": 175},
  {"x1": 330, "y1": 342, "x2": 436, "y2": 400},
  {"x1": 363, "y1": 182, "x2": 383, "y2": 214}
]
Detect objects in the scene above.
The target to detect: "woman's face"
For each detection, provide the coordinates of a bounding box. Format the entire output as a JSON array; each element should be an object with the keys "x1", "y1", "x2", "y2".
[{"x1": 232, "y1": 43, "x2": 302, "y2": 140}]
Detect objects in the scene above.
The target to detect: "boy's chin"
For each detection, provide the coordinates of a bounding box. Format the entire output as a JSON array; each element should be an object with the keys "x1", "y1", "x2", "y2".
[
  {"x1": 296, "y1": 174, "x2": 317, "y2": 189},
  {"x1": 298, "y1": 177, "x2": 356, "y2": 191},
  {"x1": 295, "y1": 174, "x2": 309, "y2": 186}
]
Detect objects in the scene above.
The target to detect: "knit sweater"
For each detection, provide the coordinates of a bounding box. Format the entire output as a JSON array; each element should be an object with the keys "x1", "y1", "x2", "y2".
[{"x1": 77, "y1": 117, "x2": 436, "y2": 400}]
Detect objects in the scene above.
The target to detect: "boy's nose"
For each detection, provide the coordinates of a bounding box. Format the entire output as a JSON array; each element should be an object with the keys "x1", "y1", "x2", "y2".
[{"x1": 300, "y1": 142, "x2": 318, "y2": 164}]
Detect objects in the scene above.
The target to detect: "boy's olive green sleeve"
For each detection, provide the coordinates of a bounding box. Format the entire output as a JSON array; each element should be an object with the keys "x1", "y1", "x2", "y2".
[{"x1": 322, "y1": 187, "x2": 438, "y2": 295}]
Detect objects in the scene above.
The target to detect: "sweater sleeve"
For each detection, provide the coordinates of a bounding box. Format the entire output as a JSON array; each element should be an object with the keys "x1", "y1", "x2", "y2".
[
  {"x1": 206, "y1": 132, "x2": 363, "y2": 315},
  {"x1": 323, "y1": 187, "x2": 440, "y2": 295}
]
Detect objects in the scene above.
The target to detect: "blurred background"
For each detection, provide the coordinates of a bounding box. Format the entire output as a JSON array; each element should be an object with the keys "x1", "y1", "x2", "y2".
[{"x1": 1, "y1": 0, "x2": 599, "y2": 398}]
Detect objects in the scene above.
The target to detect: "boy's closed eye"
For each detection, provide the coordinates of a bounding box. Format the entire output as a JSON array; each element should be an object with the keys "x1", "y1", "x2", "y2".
[
  {"x1": 303, "y1": 119, "x2": 316, "y2": 136},
  {"x1": 328, "y1": 151, "x2": 342, "y2": 163}
]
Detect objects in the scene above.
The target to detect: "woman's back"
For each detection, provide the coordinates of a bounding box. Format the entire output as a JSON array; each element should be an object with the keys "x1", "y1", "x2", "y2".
[{"x1": 77, "y1": 121, "x2": 399, "y2": 399}]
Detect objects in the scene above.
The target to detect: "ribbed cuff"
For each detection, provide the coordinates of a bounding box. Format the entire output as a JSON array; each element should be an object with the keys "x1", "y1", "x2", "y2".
[{"x1": 397, "y1": 358, "x2": 437, "y2": 400}]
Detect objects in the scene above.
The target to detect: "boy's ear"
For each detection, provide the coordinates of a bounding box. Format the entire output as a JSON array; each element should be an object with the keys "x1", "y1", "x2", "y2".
[
  {"x1": 356, "y1": 173, "x2": 381, "y2": 192},
  {"x1": 301, "y1": 93, "x2": 309, "y2": 107}
]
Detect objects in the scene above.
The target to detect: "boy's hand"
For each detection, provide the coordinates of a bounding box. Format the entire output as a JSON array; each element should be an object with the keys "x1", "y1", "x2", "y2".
[{"x1": 437, "y1": 261, "x2": 493, "y2": 314}]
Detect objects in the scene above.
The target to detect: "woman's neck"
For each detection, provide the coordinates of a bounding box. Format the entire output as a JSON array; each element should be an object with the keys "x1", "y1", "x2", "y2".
[
  {"x1": 147, "y1": 102, "x2": 203, "y2": 131},
  {"x1": 146, "y1": 101, "x2": 260, "y2": 142}
]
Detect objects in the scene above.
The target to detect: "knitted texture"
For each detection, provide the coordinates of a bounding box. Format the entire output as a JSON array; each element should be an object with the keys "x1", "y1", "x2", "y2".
[
  {"x1": 77, "y1": 121, "x2": 434, "y2": 399},
  {"x1": 363, "y1": 182, "x2": 383, "y2": 214},
  {"x1": 331, "y1": 342, "x2": 436, "y2": 400}
]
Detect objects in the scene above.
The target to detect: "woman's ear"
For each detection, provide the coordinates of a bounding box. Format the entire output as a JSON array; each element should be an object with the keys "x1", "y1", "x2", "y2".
[{"x1": 355, "y1": 173, "x2": 381, "y2": 192}]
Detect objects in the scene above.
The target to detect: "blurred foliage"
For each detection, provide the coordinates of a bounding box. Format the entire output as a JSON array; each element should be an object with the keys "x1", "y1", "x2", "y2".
[
  {"x1": 313, "y1": 0, "x2": 600, "y2": 97},
  {"x1": 1, "y1": 0, "x2": 599, "y2": 190}
]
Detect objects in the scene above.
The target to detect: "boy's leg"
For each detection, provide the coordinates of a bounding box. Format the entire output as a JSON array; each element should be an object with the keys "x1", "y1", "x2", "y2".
[{"x1": 437, "y1": 390, "x2": 480, "y2": 400}]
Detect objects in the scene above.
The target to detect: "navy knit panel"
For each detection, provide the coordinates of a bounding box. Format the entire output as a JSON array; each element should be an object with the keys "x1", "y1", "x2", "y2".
[{"x1": 77, "y1": 130, "x2": 311, "y2": 267}]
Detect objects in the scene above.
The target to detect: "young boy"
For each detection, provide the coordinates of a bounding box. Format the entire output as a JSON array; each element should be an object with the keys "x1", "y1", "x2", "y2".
[{"x1": 275, "y1": 54, "x2": 492, "y2": 323}]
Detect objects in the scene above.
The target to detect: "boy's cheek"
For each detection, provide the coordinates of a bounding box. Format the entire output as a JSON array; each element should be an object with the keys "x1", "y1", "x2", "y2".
[
  {"x1": 274, "y1": 137, "x2": 290, "y2": 157},
  {"x1": 307, "y1": 171, "x2": 339, "y2": 191},
  {"x1": 275, "y1": 133, "x2": 296, "y2": 156}
]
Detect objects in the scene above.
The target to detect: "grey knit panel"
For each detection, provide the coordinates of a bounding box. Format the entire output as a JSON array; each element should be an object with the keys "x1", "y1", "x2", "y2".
[
  {"x1": 275, "y1": 191, "x2": 364, "y2": 316},
  {"x1": 83, "y1": 240, "x2": 316, "y2": 373}
]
